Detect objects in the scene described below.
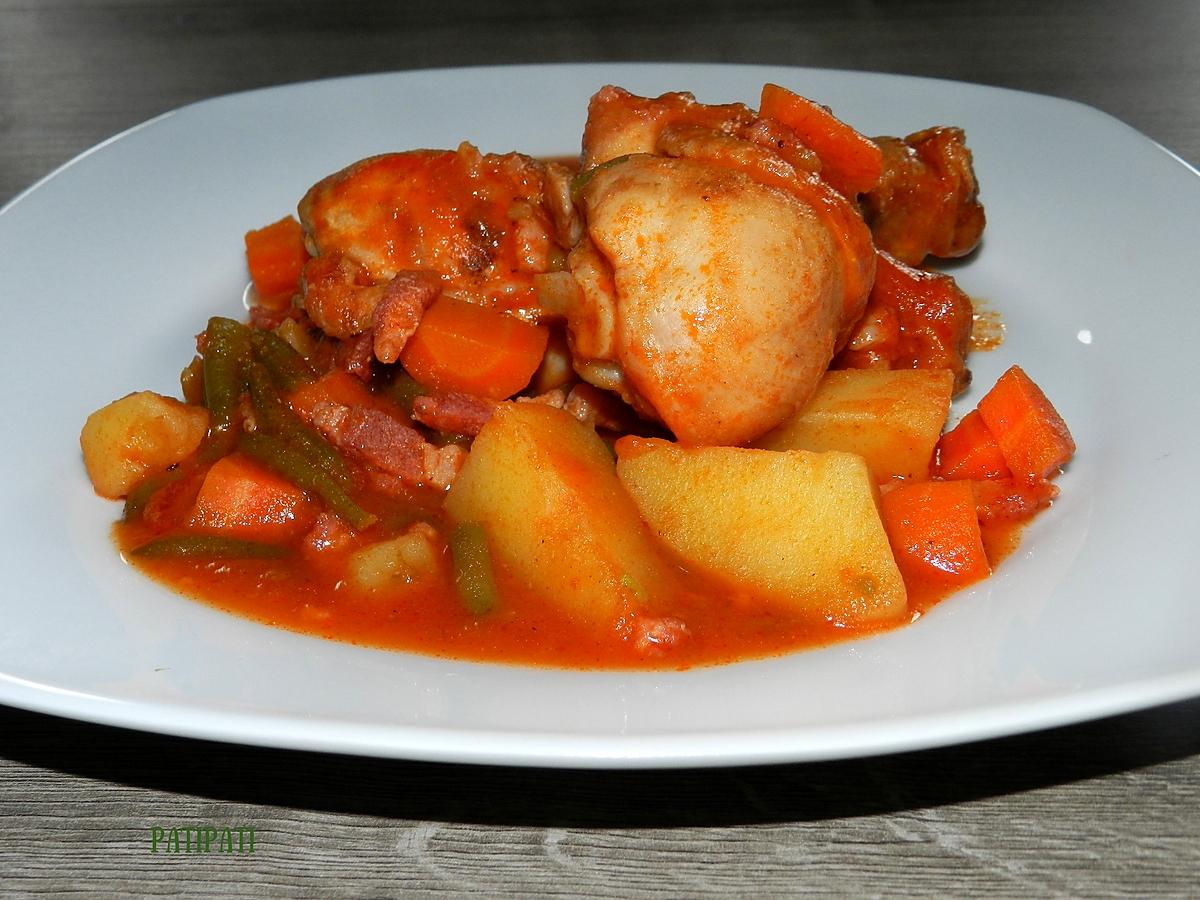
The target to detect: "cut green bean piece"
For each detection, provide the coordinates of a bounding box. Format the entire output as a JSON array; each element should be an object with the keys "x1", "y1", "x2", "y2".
[
  {"x1": 122, "y1": 466, "x2": 187, "y2": 521},
  {"x1": 130, "y1": 535, "x2": 288, "y2": 559},
  {"x1": 243, "y1": 359, "x2": 290, "y2": 433},
  {"x1": 202, "y1": 317, "x2": 252, "y2": 430},
  {"x1": 388, "y1": 372, "x2": 427, "y2": 416},
  {"x1": 250, "y1": 327, "x2": 316, "y2": 391},
  {"x1": 243, "y1": 360, "x2": 352, "y2": 486},
  {"x1": 569, "y1": 154, "x2": 634, "y2": 202},
  {"x1": 449, "y1": 522, "x2": 498, "y2": 615},
  {"x1": 239, "y1": 432, "x2": 375, "y2": 529}
]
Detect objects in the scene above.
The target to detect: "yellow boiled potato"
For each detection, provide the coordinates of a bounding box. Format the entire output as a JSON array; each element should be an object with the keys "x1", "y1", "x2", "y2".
[
  {"x1": 445, "y1": 402, "x2": 676, "y2": 624},
  {"x1": 616, "y1": 441, "x2": 906, "y2": 624},
  {"x1": 754, "y1": 369, "x2": 953, "y2": 483},
  {"x1": 347, "y1": 523, "x2": 442, "y2": 593},
  {"x1": 80, "y1": 391, "x2": 209, "y2": 499}
]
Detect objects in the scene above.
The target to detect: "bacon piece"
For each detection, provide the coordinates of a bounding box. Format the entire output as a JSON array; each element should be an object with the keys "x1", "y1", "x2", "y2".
[
  {"x1": 412, "y1": 392, "x2": 497, "y2": 437},
  {"x1": 562, "y1": 383, "x2": 638, "y2": 432},
  {"x1": 372, "y1": 270, "x2": 442, "y2": 364},
  {"x1": 336, "y1": 331, "x2": 375, "y2": 382},
  {"x1": 632, "y1": 616, "x2": 690, "y2": 655},
  {"x1": 310, "y1": 401, "x2": 464, "y2": 489},
  {"x1": 834, "y1": 251, "x2": 974, "y2": 394},
  {"x1": 302, "y1": 512, "x2": 354, "y2": 555},
  {"x1": 248, "y1": 303, "x2": 303, "y2": 331}
]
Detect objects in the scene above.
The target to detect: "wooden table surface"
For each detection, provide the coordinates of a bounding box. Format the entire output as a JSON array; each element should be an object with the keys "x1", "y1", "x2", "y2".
[{"x1": 2, "y1": 1, "x2": 1198, "y2": 895}]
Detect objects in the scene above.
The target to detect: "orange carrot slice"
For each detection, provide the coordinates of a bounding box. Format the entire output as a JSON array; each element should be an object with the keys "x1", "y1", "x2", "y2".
[
  {"x1": 758, "y1": 83, "x2": 884, "y2": 197},
  {"x1": 189, "y1": 452, "x2": 317, "y2": 542},
  {"x1": 399, "y1": 296, "x2": 549, "y2": 400},
  {"x1": 933, "y1": 409, "x2": 1012, "y2": 481},
  {"x1": 245, "y1": 216, "x2": 309, "y2": 309},
  {"x1": 976, "y1": 366, "x2": 1075, "y2": 482},
  {"x1": 970, "y1": 478, "x2": 1059, "y2": 525},
  {"x1": 879, "y1": 480, "x2": 991, "y2": 588},
  {"x1": 288, "y1": 369, "x2": 398, "y2": 420}
]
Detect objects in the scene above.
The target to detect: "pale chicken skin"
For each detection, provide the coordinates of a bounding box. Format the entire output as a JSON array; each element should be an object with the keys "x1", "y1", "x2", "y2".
[
  {"x1": 572, "y1": 156, "x2": 845, "y2": 447},
  {"x1": 561, "y1": 86, "x2": 877, "y2": 446}
]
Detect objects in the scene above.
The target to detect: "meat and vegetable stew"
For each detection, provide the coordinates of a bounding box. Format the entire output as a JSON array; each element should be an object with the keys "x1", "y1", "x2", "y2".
[{"x1": 80, "y1": 83, "x2": 1074, "y2": 669}]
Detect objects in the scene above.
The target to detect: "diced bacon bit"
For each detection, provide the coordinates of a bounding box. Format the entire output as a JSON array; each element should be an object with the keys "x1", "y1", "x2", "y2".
[
  {"x1": 412, "y1": 391, "x2": 497, "y2": 436},
  {"x1": 238, "y1": 393, "x2": 257, "y2": 433},
  {"x1": 971, "y1": 478, "x2": 1059, "y2": 524},
  {"x1": 519, "y1": 388, "x2": 567, "y2": 409},
  {"x1": 543, "y1": 161, "x2": 584, "y2": 249},
  {"x1": 509, "y1": 200, "x2": 558, "y2": 274},
  {"x1": 299, "y1": 511, "x2": 357, "y2": 576},
  {"x1": 410, "y1": 387, "x2": 598, "y2": 438},
  {"x1": 423, "y1": 443, "x2": 466, "y2": 491},
  {"x1": 310, "y1": 400, "x2": 465, "y2": 490},
  {"x1": 632, "y1": 616, "x2": 690, "y2": 655},
  {"x1": 303, "y1": 512, "x2": 354, "y2": 554},
  {"x1": 248, "y1": 302, "x2": 303, "y2": 332},
  {"x1": 372, "y1": 269, "x2": 442, "y2": 364},
  {"x1": 336, "y1": 331, "x2": 375, "y2": 382},
  {"x1": 561, "y1": 383, "x2": 638, "y2": 432},
  {"x1": 740, "y1": 116, "x2": 823, "y2": 176}
]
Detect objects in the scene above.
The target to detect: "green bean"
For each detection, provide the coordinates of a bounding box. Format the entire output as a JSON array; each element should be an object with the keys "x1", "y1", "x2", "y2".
[
  {"x1": 239, "y1": 432, "x2": 376, "y2": 529},
  {"x1": 449, "y1": 522, "x2": 497, "y2": 615},
  {"x1": 250, "y1": 327, "x2": 316, "y2": 391},
  {"x1": 388, "y1": 371, "x2": 427, "y2": 416},
  {"x1": 569, "y1": 154, "x2": 634, "y2": 202},
  {"x1": 201, "y1": 317, "x2": 252, "y2": 431},
  {"x1": 130, "y1": 535, "x2": 288, "y2": 559},
  {"x1": 122, "y1": 466, "x2": 188, "y2": 522},
  {"x1": 243, "y1": 360, "x2": 352, "y2": 486},
  {"x1": 243, "y1": 359, "x2": 290, "y2": 433}
]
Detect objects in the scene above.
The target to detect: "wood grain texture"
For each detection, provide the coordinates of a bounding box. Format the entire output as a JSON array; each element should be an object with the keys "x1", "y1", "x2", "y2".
[{"x1": 2, "y1": 0, "x2": 1199, "y2": 895}]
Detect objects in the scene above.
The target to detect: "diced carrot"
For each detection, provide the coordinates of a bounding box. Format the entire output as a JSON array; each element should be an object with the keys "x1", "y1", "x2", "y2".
[
  {"x1": 879, "y1": 480, "x2": 991, "y2": 588},
  {"x1": 933, "y1": 410, "x2": 1012, "y2": 481},
  {"x1": 188, "y1": 452, "x2": 317, "y2": 542},
  {"x1": 399, "y1": 295, "x2": 549, "y2": 400},
  {"x1": 971, "y1": 478, "x2": 1059, "y2": 524},
  {"x1": 288, "y1": 368, "x2": 400, "y2": 420},
  {"x1": 976, "y1": 366, "x2": 1075, "y2": 482},
  {"x1": 142, "y1": 464, "x2": 210, "y2": 532},
  {"x1": 244, "y1": 216, "x2": 309, "y2": 309},
  {"x1": 758, "y1": 83, "x2": 884, "y2": 197}
]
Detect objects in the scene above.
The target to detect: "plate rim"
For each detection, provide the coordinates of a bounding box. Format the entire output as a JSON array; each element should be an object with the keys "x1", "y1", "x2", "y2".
[{"x1": 3, "y1": 61, "x2": 1199, "y2": 768}]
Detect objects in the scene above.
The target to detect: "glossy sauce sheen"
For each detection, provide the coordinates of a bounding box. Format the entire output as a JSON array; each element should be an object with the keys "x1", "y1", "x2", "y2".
[{"x1": 116, "y1": 516, "x2": 1023, "y2": 670}]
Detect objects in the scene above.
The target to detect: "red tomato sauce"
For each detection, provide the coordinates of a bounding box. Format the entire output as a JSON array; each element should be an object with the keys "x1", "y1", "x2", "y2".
[{"x1": 114, "y1": 515, "x2": 1026, "y2": 670}]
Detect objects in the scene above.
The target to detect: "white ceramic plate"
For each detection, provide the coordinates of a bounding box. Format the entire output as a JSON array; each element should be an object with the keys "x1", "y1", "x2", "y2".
[{"x1": 2, "y1": 64, "x2": 1198, "y2": 768}]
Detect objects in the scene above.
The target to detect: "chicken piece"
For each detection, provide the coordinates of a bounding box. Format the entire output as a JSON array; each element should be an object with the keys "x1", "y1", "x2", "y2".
[
  {"x1": 862, "y1": 127, "x2": 986, "y2": 265},
  {"x1": 581, "y1": 85, "x2": 756, "y2": 169},
  {"x1": 297, "y1": 144, "x2": 561, "y2": 340},
  {"x1": 570, "y1": 154, "x2": 852, "y2": 446},
  {"x1": 562, "y1": 87, "x2": 877, "y2": 446}
]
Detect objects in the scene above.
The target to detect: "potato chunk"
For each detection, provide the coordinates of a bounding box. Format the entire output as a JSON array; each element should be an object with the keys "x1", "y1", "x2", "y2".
[
  {"x1": 616, "y1": 441, "x2": 906, "y2": 623},
  {"x1": 444, "y1": 403, "x2": 677, "y2": 624},
  {"x1": 80, "y1": 391, "x2": 209, "y2": 499},
  {"x1": 347, "y1": 523, "x2": 443, "y2": 593},
  {"x1": 754, "y1": 369, "x2": 953, "y2": 483}
]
